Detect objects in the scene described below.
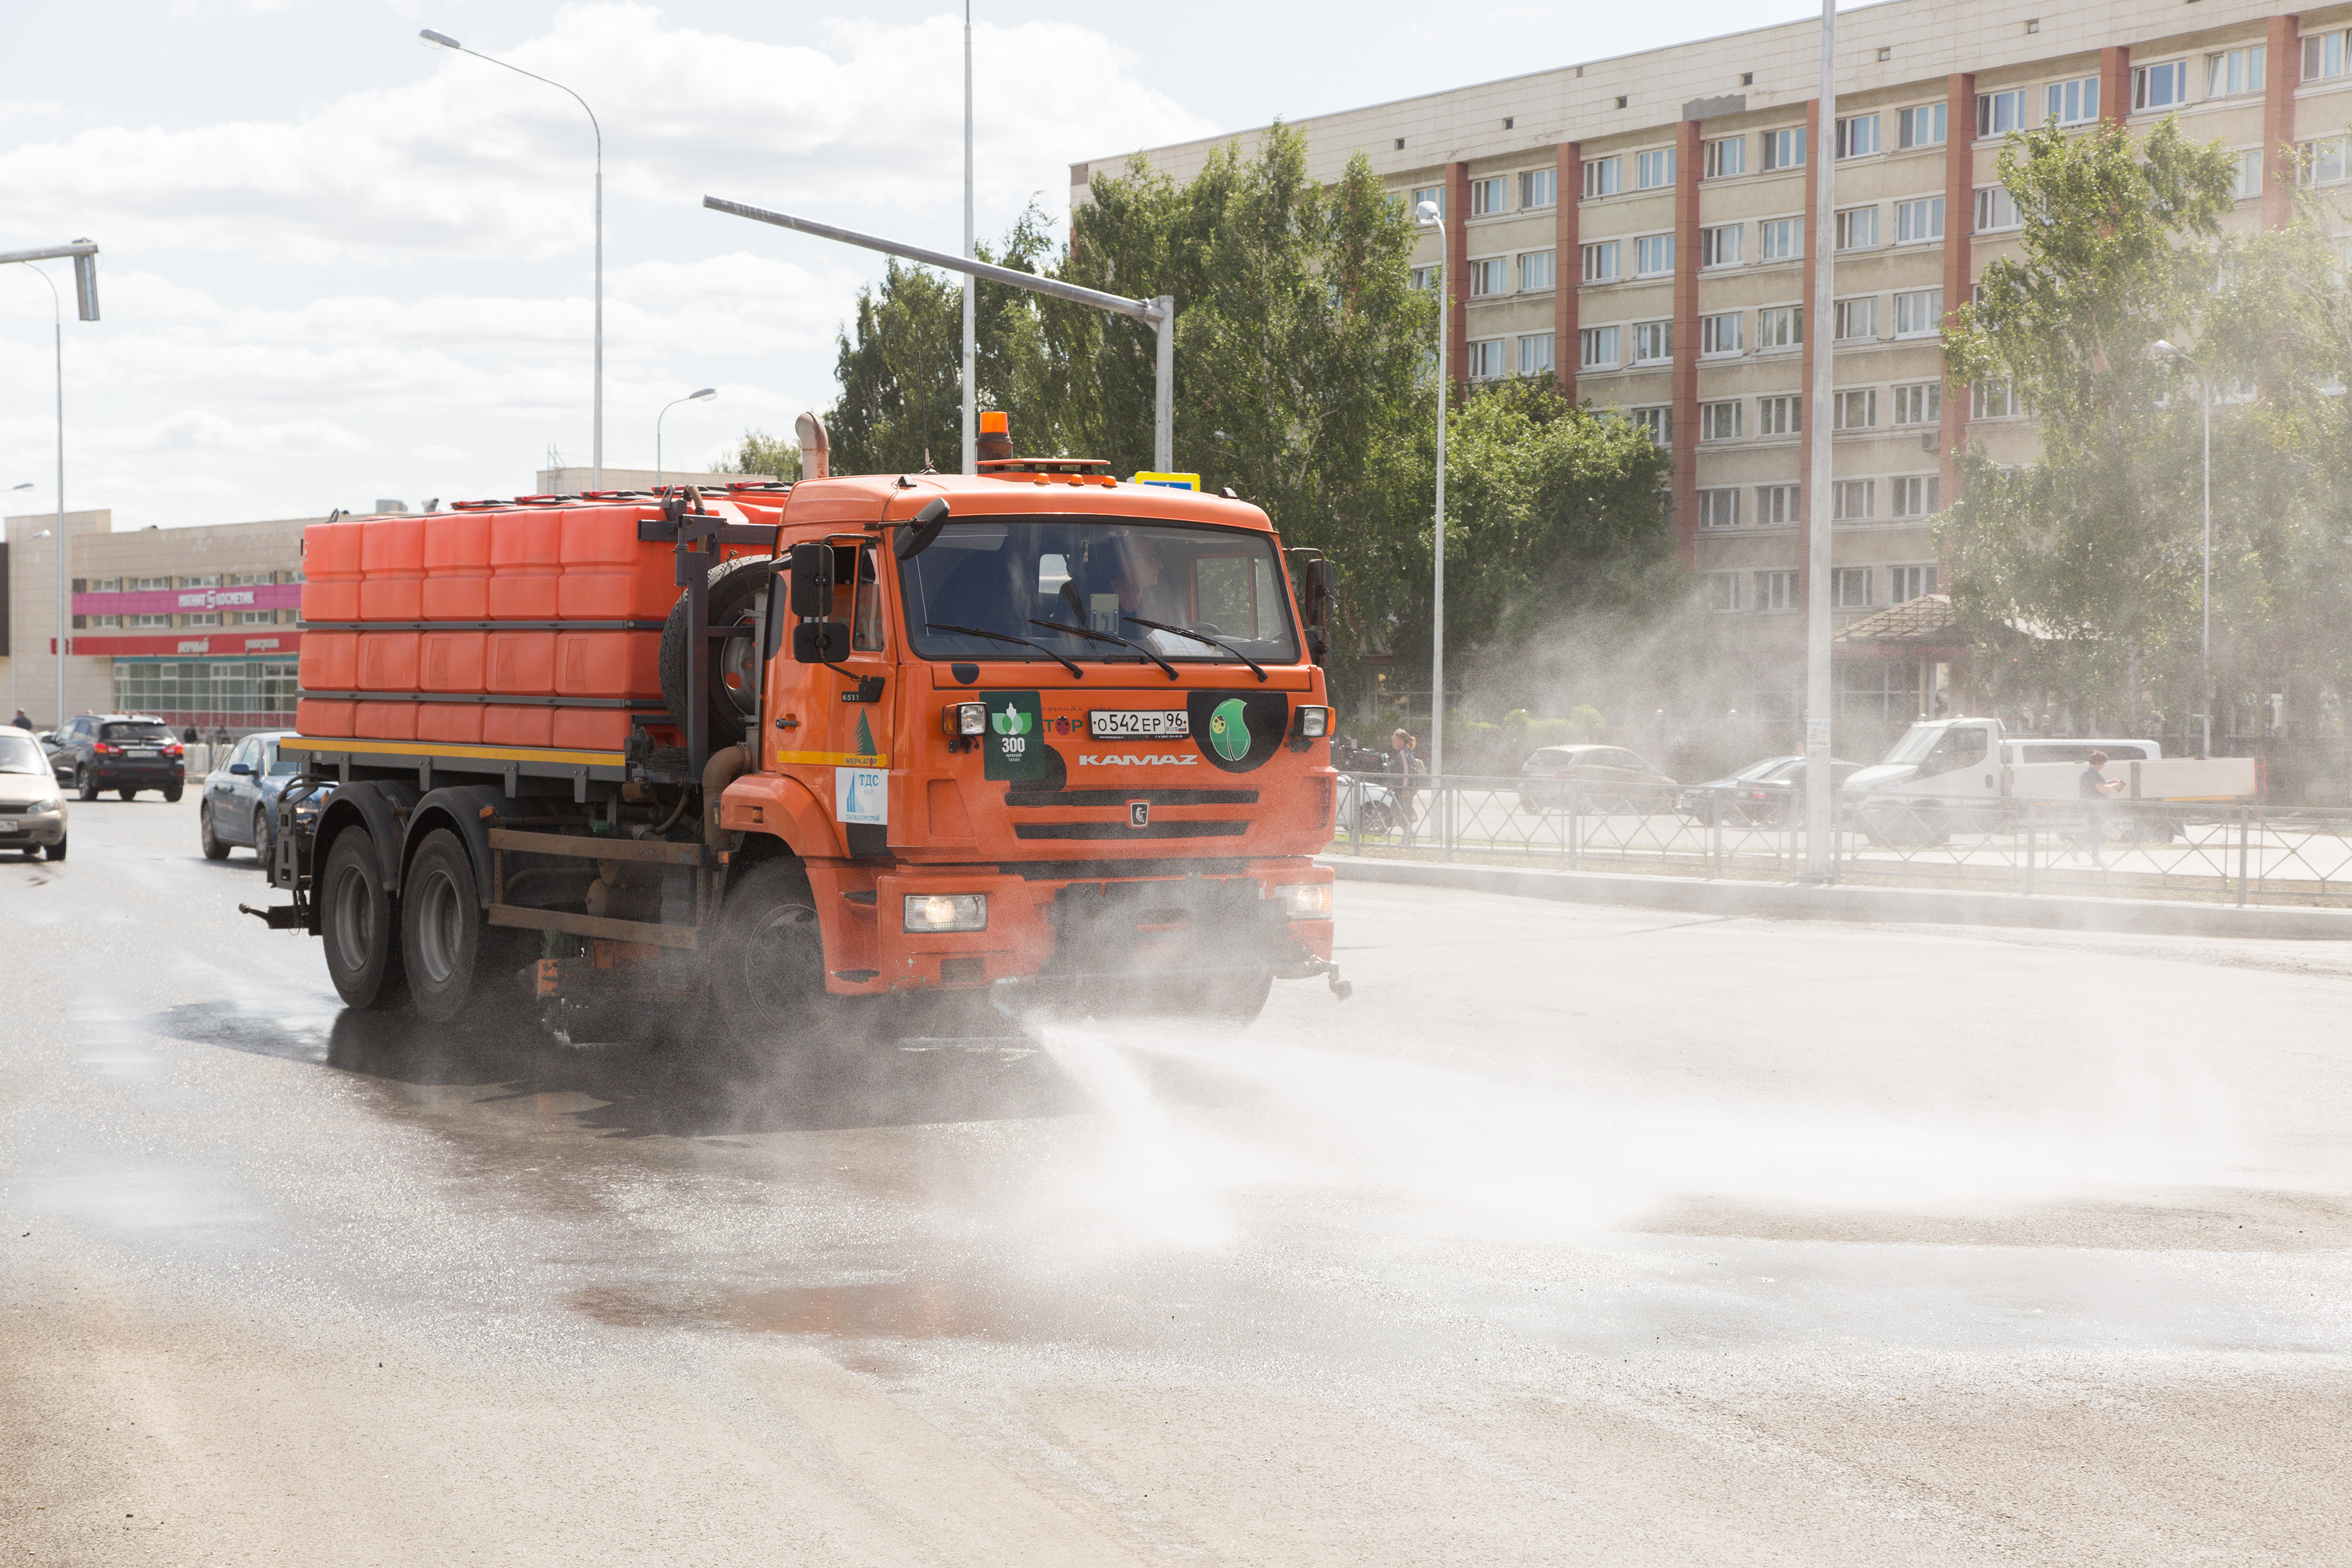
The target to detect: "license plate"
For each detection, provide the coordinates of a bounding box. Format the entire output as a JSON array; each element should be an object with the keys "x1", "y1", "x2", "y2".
[
  {"x1": 1090, "y1": 710, "x2": 1189, "y2": 740},
  {"x1": 0, "y1": 823, "x2": 21, "y2": 834},
  {"x1": 127, "y1": 749, "x2": 157, "y2": 757}
]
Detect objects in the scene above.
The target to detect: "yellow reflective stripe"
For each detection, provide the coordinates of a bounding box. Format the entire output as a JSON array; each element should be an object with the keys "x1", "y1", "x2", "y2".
[
  {"x1": 774, "y1": 751, "x2": 890, "y2": 767},
  {"x1": 281, "y1": 736, "x2": 627, "y2": 768}
]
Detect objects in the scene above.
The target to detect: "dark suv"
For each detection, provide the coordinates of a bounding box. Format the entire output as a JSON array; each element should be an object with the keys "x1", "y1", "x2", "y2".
[{"x1": 50, "y1": 713, "x2": 186, "y2": 801}]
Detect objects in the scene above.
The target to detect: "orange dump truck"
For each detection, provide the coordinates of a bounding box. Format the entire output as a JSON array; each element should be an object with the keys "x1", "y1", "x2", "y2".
[{"x1": 253, "y1": 418, "x2": 1348, "y2": 1046}]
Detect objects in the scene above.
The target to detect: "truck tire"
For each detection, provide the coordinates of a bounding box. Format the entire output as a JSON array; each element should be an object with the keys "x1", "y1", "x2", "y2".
[
  {"x1": 320, "y1": 826, "x2": 406, "y2": 1010},
  {"x1": 400, "y1": 828, "x2": 525, "y2": 1025},
  {"x1": 709, "y1": 858, "x2": 834, "y2": 1053},
  {"x1": 659, "y1": 555, "x2": 771, "y2": 749}
]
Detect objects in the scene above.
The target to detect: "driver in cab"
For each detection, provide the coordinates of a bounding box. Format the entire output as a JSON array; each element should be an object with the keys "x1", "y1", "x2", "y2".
[{"x1": 1103, "y1": 535, "x2": 1194, "y2": 653}]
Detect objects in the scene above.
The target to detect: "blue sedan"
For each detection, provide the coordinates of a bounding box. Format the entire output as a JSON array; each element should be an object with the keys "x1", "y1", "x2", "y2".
[{"x1": 199, "y1": 730, "x2": 316, "y2": 864}]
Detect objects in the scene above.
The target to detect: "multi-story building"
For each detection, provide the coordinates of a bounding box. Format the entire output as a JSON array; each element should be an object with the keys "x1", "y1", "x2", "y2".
[{"x1": 1077, "y1": 0, "x2": 2322, "y2": 744}]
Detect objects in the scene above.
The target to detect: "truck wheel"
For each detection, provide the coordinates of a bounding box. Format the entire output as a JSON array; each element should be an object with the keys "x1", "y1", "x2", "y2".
[
  {"x1": 659, "y1": 555, "x2": 771, "y2": 749},
  {"x1": 400, "y1": 828, "x2": 521, "y2": 1025},
  {"x1": 710, "y1": 859, "x2": 834, "y2": 1052},
  {"x1": 320, "y1": 826, "x2": 406, "y2": 1010},
  {"x1": 200, "y1": 802, "x2": 230, "y2": 860}
]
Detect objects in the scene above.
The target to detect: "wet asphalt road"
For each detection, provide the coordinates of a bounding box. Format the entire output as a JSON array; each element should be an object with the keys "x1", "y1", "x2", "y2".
[{"x1": 5, "y1": 795, "x2": 2352, "y2": 1565}]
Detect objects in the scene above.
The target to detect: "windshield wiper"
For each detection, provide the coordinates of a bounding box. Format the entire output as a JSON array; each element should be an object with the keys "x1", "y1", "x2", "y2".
[
  {"x1": 924, "y1": 622, "x2": 1083, "y2": 678},
  {"x1": 1118, "y1": 612, "x2": 1265, "y2": 682},
  {"x1": 1027, "y1": 618, "x2": 1179, "y2": 680}
]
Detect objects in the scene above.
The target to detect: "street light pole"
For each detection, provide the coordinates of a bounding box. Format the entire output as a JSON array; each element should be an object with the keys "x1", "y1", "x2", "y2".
[
  {"x1": 421, "y1": 29, "x2": 603, "y2": 489},
  {"x1": 961, "y1": 0, "x2": 977, "y2": 476},
  {"x1": 2152, "y1": 340, "x2": 2213, "y2": 756},
  {"x1": 1, "y1": 239, "x2": 100, "y2": 731},
  {"x1": 656, "y1": 388, "x2": 717, "y2": 495},
  {"x1": 1415, "y1": 202, "x2": 1447, "y2": 783},
  {"x1": 6, "y1": 483, "x2": 29, "y2": 721},
  {"x1": 1802, "y1": 0, "x2": 1838, "y2": 881}
]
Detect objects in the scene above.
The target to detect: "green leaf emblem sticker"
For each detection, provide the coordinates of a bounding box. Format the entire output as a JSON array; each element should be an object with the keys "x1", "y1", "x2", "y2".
[
  {"x1": 1208, "y1": 698, "x2": 1251, "y2": 761},
  {"x1": 991, "y1": 702, "x2": 1032, "y2": 738}
]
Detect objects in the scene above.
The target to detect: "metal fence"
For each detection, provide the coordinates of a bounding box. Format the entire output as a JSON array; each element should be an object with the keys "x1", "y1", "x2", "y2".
[{"x1": 1330, "y1": 772, "x2": 2352, "y2": 908}]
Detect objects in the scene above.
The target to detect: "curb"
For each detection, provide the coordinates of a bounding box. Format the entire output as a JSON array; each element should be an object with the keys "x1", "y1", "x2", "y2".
[{"x1": 1318, "y1": 856, "x2": 2352, "y2": 941}]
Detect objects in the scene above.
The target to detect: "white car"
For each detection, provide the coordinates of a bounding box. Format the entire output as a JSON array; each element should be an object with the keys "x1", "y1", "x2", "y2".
[{"x1": 0, "y1": 725, "x2": 68, "y2": 861}]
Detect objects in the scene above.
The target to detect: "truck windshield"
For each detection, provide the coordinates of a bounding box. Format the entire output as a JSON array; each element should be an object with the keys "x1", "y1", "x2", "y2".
[
  {"x1": 900, "y1": 519, "x2": 1300, "y2": 667},
  {"x1": 1881, "y1": 724, "x2": 1947, "y2": 766}
]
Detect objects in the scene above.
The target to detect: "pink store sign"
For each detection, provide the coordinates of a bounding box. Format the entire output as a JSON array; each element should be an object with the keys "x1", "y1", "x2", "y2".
[{"x1": 74, "y1": 583, "x2": 303, "y2": 615}]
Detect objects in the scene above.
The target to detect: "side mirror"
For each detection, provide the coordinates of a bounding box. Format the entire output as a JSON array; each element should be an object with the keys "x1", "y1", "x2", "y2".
[
  {"x1": 1297, "y1": 556, "x2": 1332, "y2": 667},
  {"x1": 787, "y1": 541, "x2": 834, "y2": 619},
  {"x1": 793, "y1": 621, "x2": 850, "y2": 663},
  {"x1": 228, "y1": 762, "x2": 253, "y2": 776}
]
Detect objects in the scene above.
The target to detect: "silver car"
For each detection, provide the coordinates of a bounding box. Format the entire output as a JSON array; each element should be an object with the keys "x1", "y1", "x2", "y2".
[{"x1": 0, "y1": 726, "x2": 68, "y2": 861}]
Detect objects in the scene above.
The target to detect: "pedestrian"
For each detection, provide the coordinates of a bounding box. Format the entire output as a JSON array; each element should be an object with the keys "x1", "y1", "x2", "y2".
[
  {"x1": 10, "y1": 708, "x2": 30, "y2": 733},
  {"x1": 1389, "y1": 728, "x2": 1420, "y2": 842},
  {"x1": 182, "y1": 726, "x2": 198, "y2": 744},
  {"x1": 2074, "y1": 748, "x2": 2125, "y2": 867}
]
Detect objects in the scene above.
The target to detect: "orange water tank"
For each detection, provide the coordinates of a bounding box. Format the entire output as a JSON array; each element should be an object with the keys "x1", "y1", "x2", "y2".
[
  {"x1": 419, "y1": 631, "x2": 485, "y2": 692},
  {"x1": 416, "y1": 703, "x2": 485, "y2": 745},
  {"x1": 357, "y1": 515, "x2": 426, "y2": 620},
  {"x1": 488, "y1": 510, "x2": 563, "y2": 619},
  {"x1": 552, "y1": 710, "x2": 635, "y2": 750},
  {"x1": 354, "y1": 701, "x2": 418, "y2": 742},
  {"x1": 299, "y1": 631, "x2": 357, "y2": 692},
  {"x1": 356, "y1": 631, "x2": 420, "y2": 691},
  {"x1": 485, "y1": 631, "x2": 556, "y2": 694},
  {"x1": 555, "y1": 630, "x2": 660, "y2": 697},
  {"x1": 558, "y1": 505, "x2": 676, "y2": 620},
  {"x1": 421, "y1": 511, "x2": 493, "y2": 621},
  {"x1": 301, "y1": 518, "x2": 366, "y2": 621},
  {"x1": 482, "y1": 706, "x2": 554, "y2": 747},
  {"x1": 295, "y1": 698, "x2": 355, "y2": 737}
]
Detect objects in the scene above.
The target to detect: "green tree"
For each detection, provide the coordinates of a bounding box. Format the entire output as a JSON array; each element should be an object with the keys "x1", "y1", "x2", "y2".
[{"x1": 708, "y1": 429, "x2": 799, "y2": 480}]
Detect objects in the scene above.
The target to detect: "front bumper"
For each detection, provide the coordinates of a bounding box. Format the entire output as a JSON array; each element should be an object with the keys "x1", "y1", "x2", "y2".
[
  {"x1": 809, "y1": 860, "x2": 1336, "y2": 995},
  {"x1": 0, "y1": 807, "x2": 67, "y2": 846}
]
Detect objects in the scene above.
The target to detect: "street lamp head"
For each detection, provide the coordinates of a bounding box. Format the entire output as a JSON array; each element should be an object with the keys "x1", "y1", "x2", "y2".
[
  {"x1": 2150, "y1": 339, "x2": 2188, "y2": 364},
  {"x1": 419, "y1": 28, "x2": 461, "y2": 49},
  {"x1": 9, "y1": 482, "x2": 31, "y2": 491},
  {"x1": 688, "y1": 387, "x2": 717, "y2": 402},
  {"x1": 1414, "y1": 200, "x2": 1441, "y2": 226}
]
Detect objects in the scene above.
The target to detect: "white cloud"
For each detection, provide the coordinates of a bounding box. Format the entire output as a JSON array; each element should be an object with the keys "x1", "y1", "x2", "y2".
[{"x1": 0, "y1": 6, "x2": 1213, "y2": 264}]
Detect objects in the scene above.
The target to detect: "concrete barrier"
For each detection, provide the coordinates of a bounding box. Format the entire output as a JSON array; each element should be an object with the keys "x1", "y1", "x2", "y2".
[{"x1": 1321, "y1": 856, "x2": 2352, "y2": 941}]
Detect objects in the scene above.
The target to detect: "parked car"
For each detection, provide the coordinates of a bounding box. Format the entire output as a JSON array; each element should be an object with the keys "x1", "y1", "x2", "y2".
[
  {"x1": 48, "y1": 713, "x2": 185, "y2": 801},
  {"x1": 199, "y1": 729, "x2": 314, "y2": 863},
  {"x1": 1678, "y1": 754, "x2": 1864, "y2": 826},
  {"x1": 1518, "y1": 744, "x2": 1678, "y2": 815},
  {"x1": 0, "y1": 725, "x2": 68, "y2": 860}
]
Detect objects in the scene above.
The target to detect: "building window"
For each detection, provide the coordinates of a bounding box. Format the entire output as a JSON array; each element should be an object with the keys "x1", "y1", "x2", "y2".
[
  {"x1": 1757, "y1": 395, "x2": 1801, "y2": 436},
  {"x1": 180, "y1": 574, "x2": 221, "y2": 589},
  {"x1": 182, "y1": 611, "x2": 222, "y2": 627},
  {"x1": 2304, "y1": 29, "x2": 2349, "y2": 82},
  {"x1": 2207, "y1": 45, "x2": 2265, "y2": 98},
  {"x1": 84, "y1": 614, "x2": 121, "y2": 629},
  {"x1": 1632, "y1": 406, "x2": 1672, "y2": 445},
  {"x1": 1581, "y1": 240, "x2": 1620, "y2": 282},
  {"x1": 1704, "y1": 572, "x2": 1743, "y2": 611},
  {"x1": 1634, "y1": 234, "x2": 1674, "y2": 275},
  {"x1": 1891, "y1": 381, "x2": 1942, "y2": 424},
  {"x1": 1836, "y1": 114, "x2": 1880, "y2": 159},
  {"x1": 1700, "y1": 311, "x2": 1743, "y2": 356},
  {"x1": 233, "y1": 609, "x2": 277, "y2": 625},
  {"x1": 1763, "y1": 127, "x2": 1806, "y2": 170},
  {"x1": 1466, "y1": 339, "x2": 1506, "y2": 380},
  {"x1": 1895, "y1": 196, "x2": 1944, "y2": 244},
  {"x1": 1890, "y1": 564, "x2": 1940, "y2": 602},
  {"x1": 229, "y1": 572, "x2": 272, "y2": 586},
  {"x1": 1757, "y1": 485, "x2": 1800, "y2": 524},
  {"x1": 1699, "y1": 224, "x2": 1743, "y2": 268},
  {"x1": 1974, "y1": 185, "x2": 2021, "y2": 232},
  {"x1": 133, "y1": 576, "x2": 169, "y2": 591},
  {"x1": 90, "y1": 578, "x2": 121, "y2": 592},
  {"x1": 1758, "y1": 217, "x2": 1804, "y2": 262},
  {"x1": 1704, "y1": 135, "x2": 1746, "y2": 177},
  {"x1": 1893, "y1": 288, "x2": 1944, "y2": 337},
  {"x1": 1835, "y1": 297, "x2": 1879, "y2": 341},
  {"x1": 2046, "y1": 75, "x2": 2100, "y2": 125},
  {"x1": 1636, "y1": 147, "x2": 1676, "y2": 189},
  {"x1": 1755, "y1": 306, "x2": 1802, "y2": 350},
  {"x1": 1700, "y1": 400, "x2": 1743, "y2": 441},
  {"x1": 2298, "y1": 136, "x2": 2347, "y2": 185},
  {"x1": 1411, "y1": 185, "x2": 1445, "y2": 216},
  {"x1": 1977, "y1": 88, "x2": 2027, "y2": 137},
  {"x1": 1835, "y1": 387, "x2": 1879, "y2": 428},
  {"x1": 1583, "y1": 156, "x2": 1622, "y2": 198},
  {"x1": 1410, "y1": 265, "x2": 1441, "y2": 293},
  {"x1": 1898, "y1": 104, "x2": 1946, "y2": 149},
  {"x1": 1518, "y1": 333, "x2": 1555, "y2": 375},
  {"x1": 130, "y1": 613, "x2": 173, "y2": 629},
  {"x1": 1834, "y1": 479, "x2": 1876, "y2": 520},
  {"x1": 1832, "y1": 567, "x2": 1875, "y2": 609},
  {"x1": 1520, "y1": 167, "x2": 1557, "y2": 209},
  {"x1": 1470, "y1": 175, "x2": 1507, "y2": 216},
  {"x1": 1699, "y1": 488, "x2": 1741, "y2": 528},
  {"x1": 1753, "y1": 571, "x2": 1798, "y2": 611},
  {"x1": 1520, "y1": 250, "x2": 1555, "y2": 291},
  {"x1": 1835, "y1": 206, "x2": 1880, "y2": 251},
  {"x1": 1972, "y1": 378, "x2": 2017, "y2": 418},
  {"x1": 1632, "y1": 319, "x2": 1674, "y2": 364},
  {"x1": 1468, "y1": 257, "x2": 1507, "y2": 296},
  {"x1": 2234, "y1": 149, "x2": 2264, "y2": 199},
  {"x1": 1579, "y1": 325, "x2": 1620, "y2": 368},
  {"x1": 1891, "y1": 475, "x2": 1942, "y2": 516},
  {"x1": 2134, "y1": 60, "x2": 2188, "y2": 111}
]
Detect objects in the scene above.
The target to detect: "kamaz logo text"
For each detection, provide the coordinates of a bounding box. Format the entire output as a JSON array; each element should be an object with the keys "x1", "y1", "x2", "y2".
[{"x1": 1079, "y1": 753, "x2": 1198, "y2": 767}]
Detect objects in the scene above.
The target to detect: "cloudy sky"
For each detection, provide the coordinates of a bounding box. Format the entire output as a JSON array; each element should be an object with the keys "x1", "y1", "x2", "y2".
[{"x1": 1, "y1": 0, "x2": 1830, "y2": 528}]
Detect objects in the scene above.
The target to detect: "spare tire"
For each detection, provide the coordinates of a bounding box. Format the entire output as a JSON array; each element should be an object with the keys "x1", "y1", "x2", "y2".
[{"x1": 659, "y1": 554, "x2": 773, "y2": 747}]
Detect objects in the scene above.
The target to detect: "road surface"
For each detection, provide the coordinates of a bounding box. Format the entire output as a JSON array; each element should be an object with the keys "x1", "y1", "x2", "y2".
[{"x1": 5, "y1": 795, "x2": 2350, "y2": 1565}]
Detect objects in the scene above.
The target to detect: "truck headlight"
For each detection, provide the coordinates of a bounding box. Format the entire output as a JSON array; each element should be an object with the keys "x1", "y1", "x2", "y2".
[
  {"x1": 1293, "y1": 706, "x2": 1330, "y2": 738},
  {"x1": 942, "y1": 702, "x2": 986, "y2": 738},
  {"x1": 904, "y1": 893, "x2": 988, "y2": 933},
  {"x1": 1269, "y1": 882, "x2": 1332, "y2": 919}
]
